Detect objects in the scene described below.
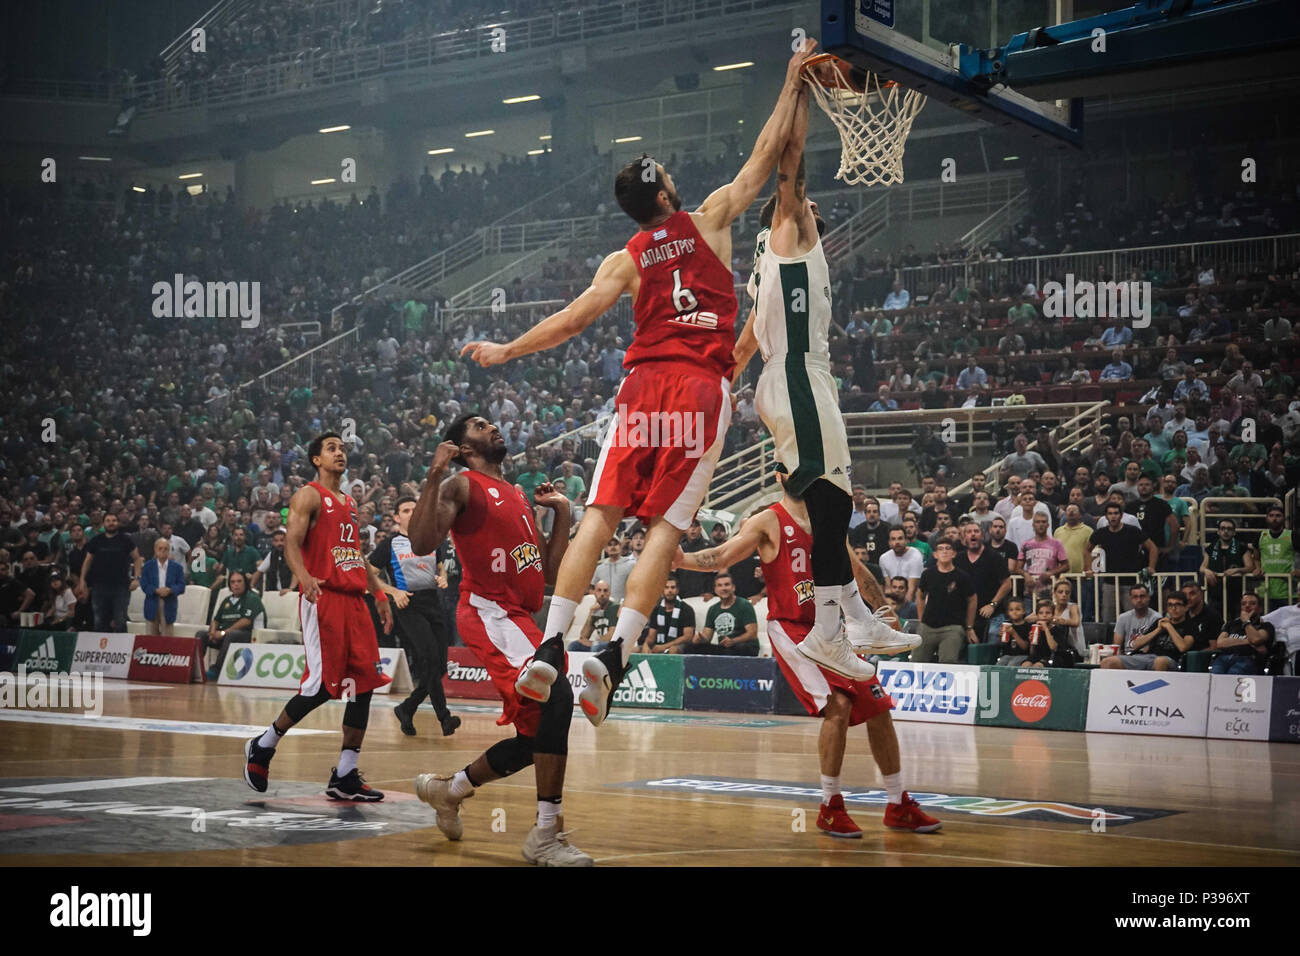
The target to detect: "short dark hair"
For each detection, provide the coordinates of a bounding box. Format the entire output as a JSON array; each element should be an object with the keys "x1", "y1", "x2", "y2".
[
  {"x1": 759, "y1": 193, "x2": 778, "y2": 229},
  {"x1": 395, "y1": 496, "x2": 417, "y2": 510},
  {"x1": 308, "y1": 432, "x2": 342, "y2": 471},
  {"x1": 441, "y1": 413, "x2": 479, "y2": 467},
  {"x1": 1129, "y1": 583, "x2": 1149, "y2": 595},
  {"x1": 614, "y1": 154, "x2": 667, "y2": 224},
  {"x1": 1105, "y1": 503, "x2": 1123, "y2": 515}
]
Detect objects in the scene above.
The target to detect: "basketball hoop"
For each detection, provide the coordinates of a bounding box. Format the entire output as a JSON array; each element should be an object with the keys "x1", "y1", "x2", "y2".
[{"x1": 801, "y1": 53, "x2": 926, "y2": 188}]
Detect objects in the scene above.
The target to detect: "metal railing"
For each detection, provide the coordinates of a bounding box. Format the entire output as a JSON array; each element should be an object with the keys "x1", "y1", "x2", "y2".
[
  {"x1": 704, "y1": 436, "x2": 778, "y2": 514},
  {"x1": 21, "y1": 0, "x2": 797, "y2": 113},
  {"x1": 160, "y1": 0, "x2": 243, "y2": 73},
  {"x1": 961, "y1": 187, "x2": 1029, "y2": 254},
  {"x1": 446, "y1": 241, "x2": 567, "y2": 313},
  {"x1": 208, "y1": 325, "x2": 361, "y2": 402},
  {"x1": 1005, "y1": 571, "x2": 1298, "y2": 625},
  {"x1": 821, "y1": 171, "x2": 1027, "y2": 266},
  {"x1": 896, "y1": 232, "x2": 1300, "y2": 291}
]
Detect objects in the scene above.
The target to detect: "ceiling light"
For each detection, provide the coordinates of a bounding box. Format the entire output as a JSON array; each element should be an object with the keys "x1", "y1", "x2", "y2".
[
  {"x1": 464, "y1": 130, "x2": 495, "y2": 138},
  {"x1": 713, "y1": 62, "x2": 754, "y2": 71},
  {"x1": 502, "y1": 94, "x2": 541, "y2": 104},
  {"x1": 78, "y1": 156, "x2": 112, "y2": 161},
  {"x1": 178, "y1": 172, "x2": 203, "y2": 180},
  {"x1": 427, "y1": 147, "x2": 455, "y2": 155},
  {"x1": 311, "y1": 178, "x2": 336, "y2": 185},
  {"x1": 131, "y1": 185, "x2": 146, "y2": 193},
  {"x1": 319, "y1": 125, "x2": 351, "y2": 133},
  {"x1": 613, "y1": 135, "x2": 642, "y2": 143},
  {"x1": 527, "y1": 148, "x2": 545, "y2": 155},
  {"x1": 538, "y1": 135, "x2": 552, "y2": 141}
]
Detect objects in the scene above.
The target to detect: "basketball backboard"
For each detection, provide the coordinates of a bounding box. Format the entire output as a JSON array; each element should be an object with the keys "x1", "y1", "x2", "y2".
[
  {"x1": 822, "y1": 0, "x2": 1300, "y2": 149},
  {"x1": 820, "y1": 0, "x2": 1084, "y2": 146}
]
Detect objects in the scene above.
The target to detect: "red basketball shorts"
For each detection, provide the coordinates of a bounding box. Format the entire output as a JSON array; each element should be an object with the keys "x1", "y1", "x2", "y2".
[
  {"x1": 457, "y1": 592, "x2": 555, "y2": 736},
  {"x1": 768, "y1": 619, "x2": 893, "y2": 725},
  {"x1": 299, "y1": 589, "x2": 391, "y2": 699},
  {"x1": 587, "y1": 361, "x2": 731, "y2": 530}
]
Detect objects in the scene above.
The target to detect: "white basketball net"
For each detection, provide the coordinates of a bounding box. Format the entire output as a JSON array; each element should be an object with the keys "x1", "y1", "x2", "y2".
[{"x1": 804, "y1": 67, "x2": 926, "y2": 188}]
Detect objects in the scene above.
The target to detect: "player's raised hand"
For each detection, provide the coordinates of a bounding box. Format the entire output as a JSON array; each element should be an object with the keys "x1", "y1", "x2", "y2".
[
  {"x1": 431, "y1": 441, "x2": 460, "y2": 474},
  {"x1": 533, "y1": 482, "x2": 568, "y2": 510},
  {"x1": 300, "y1": 575, "x2": 325, "y2": 603},
  {"x1": 786, "y1": 35, "x2": 818, "y2": 86},
  {"x1": 461, "y1": 341, "x2": 511, "y2": 367}
]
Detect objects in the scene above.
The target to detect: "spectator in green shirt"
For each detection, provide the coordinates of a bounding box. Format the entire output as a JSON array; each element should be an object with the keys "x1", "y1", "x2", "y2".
[
  {"x1": 197, "y1": 570, "x2": 265, "y2": 680},
  {"x1": 557, "y1": 461, "x2": 586, "y2": 502},
  {"x1": 222, "y1": 527, "x2": 261, "y2": 576},
  {"x1": 516, "y1": 454, "x2": 549, "y2": 501},
  {"x1": 402, "y1": 298, "x2": 428, "y2": 338},
  {"x1": 570, "y1": 580, "x2": 619, "y2": 653},
  {"x1": 692, "y1": 574, "x2": 759, "y2": 656}
]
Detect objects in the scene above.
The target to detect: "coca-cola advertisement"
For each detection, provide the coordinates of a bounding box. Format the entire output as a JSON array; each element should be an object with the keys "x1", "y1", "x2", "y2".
[
  {"x1": 979, "y1": 665, "x2": 1090, "y2": 731},
  {"x1": 1011, "y1": 680, "x2": 1053, "y2": 723},
  {"x1": 443, "y1": 646, "x2": 498, "y2": 701}
]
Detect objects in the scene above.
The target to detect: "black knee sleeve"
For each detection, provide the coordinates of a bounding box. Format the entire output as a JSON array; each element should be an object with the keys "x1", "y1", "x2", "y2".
[
  {"x1": 342, "y1": 690, "x2": 373, "y2": 731},
  {"x1": 535, "y1": 674, "x2": 573, "y2": 756},
  {"x1": 485, "y1": 734, "x2": 535, "y2": 777},
  {"x1": 804, "y1": 478, "x2": 853, "y2": 586},
  {"x1": 284, "y1": 687, "x2": 333, "y2": 723}
]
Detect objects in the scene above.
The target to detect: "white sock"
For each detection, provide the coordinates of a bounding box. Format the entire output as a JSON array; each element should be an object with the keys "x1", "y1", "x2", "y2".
[
  {"x1": 449, "y1": 770, "x2": 476, "y2": 799},
  {"x1": 611, "y1": 607, "x2": 649, "y2": 666},
  {"x1": 840, "y1": 583, "x2": 871, "y2": 623},
  {"x1": 543, "y1": 596, "x2": 578, "y2": 643},
  {"x1": 537, "y1": 798, "x2": 561, "y2": 830},
  {"x1": 813, "y1": 585, "x2": 843, "y2": 637},
  {"x1": 820, "y1": 774, "x2": 841, "y2": 804},
  {"x1": 883, "y1": 772, "x2": 904, "y2": 805},
  {"x1": 338, "y1": 747, "x2": 359, "y2": 777},
  {"x1": 258, "y1": 724, "x2": 285, "y2": 750}
]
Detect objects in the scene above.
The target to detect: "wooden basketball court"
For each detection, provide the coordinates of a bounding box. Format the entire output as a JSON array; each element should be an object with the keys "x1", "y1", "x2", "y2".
[{"x1": 2, "y1": 681, "x2": 1297, "y2": 867}]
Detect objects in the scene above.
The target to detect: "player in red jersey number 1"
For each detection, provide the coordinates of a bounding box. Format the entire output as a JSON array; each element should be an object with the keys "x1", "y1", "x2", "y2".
[
  {"x1": 407, "y1": 415, "x2": 590, "y2": 866},
  {"x1": 242, "y1": 433, "x2": 394, "y2": 802}
]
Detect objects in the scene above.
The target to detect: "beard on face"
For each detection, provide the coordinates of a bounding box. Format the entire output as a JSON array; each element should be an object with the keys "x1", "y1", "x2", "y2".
[
  {"x1": 481, "y1": 439, "x2": 509, "y2": 465},
  {"x1": 666, "y1": 186, "x2": 682, "y2": 212}
]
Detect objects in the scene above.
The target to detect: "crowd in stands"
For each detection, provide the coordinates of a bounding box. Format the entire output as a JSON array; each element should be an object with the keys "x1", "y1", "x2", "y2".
[
  {"x1": 150, "y1": 0, "x2": 685, "y2": 100},
  {"x1": 3, "y1": 144, "x2": 1298, "y2": 671}
]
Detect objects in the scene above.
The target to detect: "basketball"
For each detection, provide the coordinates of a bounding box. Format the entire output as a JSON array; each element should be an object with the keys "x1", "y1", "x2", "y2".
[{"x1": 806, "y1": 54, "x2": 866, "y2": 94}]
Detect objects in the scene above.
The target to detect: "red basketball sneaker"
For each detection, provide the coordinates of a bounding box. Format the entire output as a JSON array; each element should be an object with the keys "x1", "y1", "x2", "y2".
[
  {"x1": 816, "y1": 794, "x2": 863, "y2": 838},
  {"x1": 884, "y1": 792, "x2": 943, "y2": 832}
]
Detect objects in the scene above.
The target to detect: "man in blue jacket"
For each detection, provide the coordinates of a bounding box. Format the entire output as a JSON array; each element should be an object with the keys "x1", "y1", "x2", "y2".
[{"x1": 141, "y1": 537, "x2": 187, "y2": 635}]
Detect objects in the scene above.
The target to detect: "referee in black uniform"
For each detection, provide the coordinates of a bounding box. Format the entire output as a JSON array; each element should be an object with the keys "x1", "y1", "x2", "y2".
[{"x1": 370, "y1": 496, "x2": 461, "y2": 737}]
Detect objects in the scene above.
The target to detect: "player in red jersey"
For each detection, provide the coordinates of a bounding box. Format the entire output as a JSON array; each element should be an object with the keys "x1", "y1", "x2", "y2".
[
  {"x1": 461, "y1": 39, "x2": 871, "y2": 728},
  {"x1": 674, "y1": 477, "x2": 942, "y2": 835},
  {"x1": 406, "y1": 414, "x2": 591, "y2": 866},
  {"x1": 242, "y1": 432, "x2": 394, "y2": 802}
]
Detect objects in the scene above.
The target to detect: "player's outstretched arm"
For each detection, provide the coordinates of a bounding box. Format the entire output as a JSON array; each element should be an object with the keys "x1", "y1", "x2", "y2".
[
  {"x1": 284, "y1": 484, "x2": 323, "y2": 603},
  {"x1": 461, "y1": 251, "x2": 635, "y2": 367},
  {"x1": 773, "y1": 83, "x2": 812, "y2": 220},
  {"x1": 675, "y1": 512, "x2": 774, "y2": 572},
  {"x1": 696, "y1": 38, "x2": 816, "y2": 230},
  {"x1": 408, "y1": 442, "x2": 468, "y2": 554}
]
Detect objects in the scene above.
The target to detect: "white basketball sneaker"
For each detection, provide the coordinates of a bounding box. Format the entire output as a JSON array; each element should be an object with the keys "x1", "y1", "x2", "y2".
[
  {"x1": 415, "y1": 773, "x2": 472, "y2": 841},
  {"x1": 797, "y1": 627, "x2": 876, "y2": 680},
  {"x1": 522, "y1": 822, "x2": 593, "y2": 867},
  {"x1": 847, "y1": 607, "x2": 921, "y2": 655}
]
